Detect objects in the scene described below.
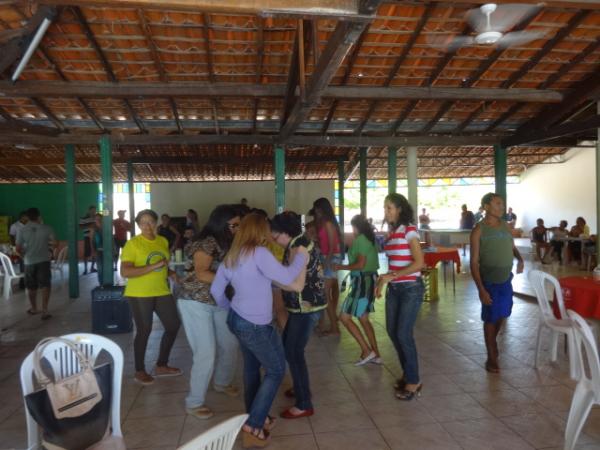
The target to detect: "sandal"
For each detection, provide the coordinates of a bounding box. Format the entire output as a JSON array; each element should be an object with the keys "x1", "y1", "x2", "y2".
[
  {"x1": 27, "y1": 309, "x2": 40, "y2": 315},
  {"x1": 395, "y1": 384, "x2": 422, "y2": 401},
  {"x1": 393, "y1": 378, "x2": 406, "y2": 391},
  {"x1": 242, "y1": 427, "x2": 270, "y2": 448},
  {"x1": 264, "y1": 415, "x2": 277, "y2": 432},
  {"x1": 154, "y1": 365, "x2": 182, "y2": 377}
]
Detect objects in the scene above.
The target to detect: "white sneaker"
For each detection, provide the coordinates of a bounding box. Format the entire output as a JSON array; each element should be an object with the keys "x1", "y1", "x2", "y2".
[
  {"x1": 370, "y1": 357, "x2": 383, "y2": 365},
  {"x1": 354, "y1": 351, "x2": 376, "y2": 366}
]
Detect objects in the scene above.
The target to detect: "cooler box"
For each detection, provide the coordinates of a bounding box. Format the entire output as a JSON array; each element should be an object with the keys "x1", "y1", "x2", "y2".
[{"x1": 91, "y1": 285, "x2": 132, "y2": 334}]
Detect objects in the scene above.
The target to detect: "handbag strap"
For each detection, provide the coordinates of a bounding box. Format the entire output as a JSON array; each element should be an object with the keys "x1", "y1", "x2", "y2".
[{"x1": 32, "y1": 337, "x2": 92, "y2": 386}]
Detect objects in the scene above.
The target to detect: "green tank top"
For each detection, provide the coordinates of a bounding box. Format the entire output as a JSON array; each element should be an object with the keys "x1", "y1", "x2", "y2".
[{"x1": 479, "y1": 220, "x2": 514, "y2": 284}]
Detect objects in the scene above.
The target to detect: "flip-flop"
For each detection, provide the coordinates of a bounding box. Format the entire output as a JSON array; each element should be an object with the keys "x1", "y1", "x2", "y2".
[{"x1": 27, "y1": 309, "x2": 40, "y2": 315}]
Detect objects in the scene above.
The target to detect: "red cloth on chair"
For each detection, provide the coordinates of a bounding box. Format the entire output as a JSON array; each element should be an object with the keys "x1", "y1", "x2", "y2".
[
  {"x1": 558, "y1": 276, "x2": 600, "y2": 320},
  {"x1": 423, "y1": 247, "x2": 461, "y2": 273}
]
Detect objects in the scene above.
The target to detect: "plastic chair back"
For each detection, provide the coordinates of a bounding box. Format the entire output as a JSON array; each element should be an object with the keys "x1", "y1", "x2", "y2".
[
  {"x1": 20, "y1": 333, "x2": 124, "y2": 450},
  {"x1": 0, "y1": 251, "x2": 19, "y2": 277},
  {"x1": 51, "y1": 246, "x2": 68, "y2": 278},
  {"x1": 528, "y1": 269, "x2": 567, "y2": 320},
  {"x1": 177, "y1": 414, "x2": 248, "y2": 450},
  {"x1": 567, "y1": 310, "x2": 600, "y2": 399}
]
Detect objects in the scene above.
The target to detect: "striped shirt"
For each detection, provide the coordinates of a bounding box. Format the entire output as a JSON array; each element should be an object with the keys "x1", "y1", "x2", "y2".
[{"x1": 384, "y1": 224, "x2": 421, "y2": 283}]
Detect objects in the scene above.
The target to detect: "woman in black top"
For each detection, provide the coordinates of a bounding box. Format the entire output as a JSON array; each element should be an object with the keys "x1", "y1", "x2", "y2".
[{"x1": 157, "y1": 214, "x2": 181, "y2": 253}]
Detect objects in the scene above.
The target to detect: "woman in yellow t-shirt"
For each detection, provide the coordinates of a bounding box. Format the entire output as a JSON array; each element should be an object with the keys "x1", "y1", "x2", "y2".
[{"x1": 120, "y1": 209, "x2": 181, "y2": 385}]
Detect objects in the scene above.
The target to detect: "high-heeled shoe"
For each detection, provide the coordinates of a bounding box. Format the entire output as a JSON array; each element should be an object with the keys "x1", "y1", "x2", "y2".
[
  {"x1": 395, "y1": 384, "x2": 422, "y2": 401},
  {"x1": 242, "y1": 428, "x2": 270, "y2": 448},
  {"x1": 393, "y1": 378, "x2": 406, "y2": 391}
]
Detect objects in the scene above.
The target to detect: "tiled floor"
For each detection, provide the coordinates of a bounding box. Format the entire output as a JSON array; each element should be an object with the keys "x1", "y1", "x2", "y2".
[{"x1": 1, "y1": 255, "x2": 599, "y2": 450}]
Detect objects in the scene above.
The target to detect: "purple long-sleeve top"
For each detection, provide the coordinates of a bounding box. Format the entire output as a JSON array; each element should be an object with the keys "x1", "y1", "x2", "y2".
[{"x1": 210, "y1": 246, "x2": 307, "y2": 325}]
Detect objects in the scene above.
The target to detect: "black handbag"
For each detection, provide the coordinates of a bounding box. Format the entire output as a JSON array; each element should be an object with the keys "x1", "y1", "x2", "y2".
[{"x1": 24, "y1": 338, "x2": 113, "y2": 450}]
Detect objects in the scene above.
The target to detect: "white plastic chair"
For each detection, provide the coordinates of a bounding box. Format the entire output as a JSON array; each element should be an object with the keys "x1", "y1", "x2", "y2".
[
  {"x1": 20, "y1": 333, "x2": 125, "y2": 450},
  {"x1": 564, "y1": 310, "x2": 600, "y2": 450},
  {"x1": 51, "y1": 246, "x2": 68, "y2": 280},
  {"x1": 0, "y1": 251, "x2": 24, "y2": 300},
  {"x1": 528, "y1": 270, "x2": 580, "y2": 380},
  {"x1": 176, "y1": 414, "x2": 248, "y2": 450}
]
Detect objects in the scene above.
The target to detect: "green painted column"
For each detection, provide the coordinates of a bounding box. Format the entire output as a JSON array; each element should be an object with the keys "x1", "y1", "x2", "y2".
[
  {"x1": 65, "y1": 144, "x2": 79, "y2": 298},
  {"x1": 388, "y1": 147, "x2": 397, "y2": 194},
  {"x1": 359, "y1": 147, "x2": 367, "y2": 216},
  {"x1": 127, "y1": 160, "x2": 136, "y2": 237},
  {"x1": 100, "y1": 136, "x2": 114, "y2": 286},
  {"x1": 407, "y1": 146, "x2": 418, "y2": 216},
  {"x1": 494, "y1": 144, "x2": 508, "y2": 208},
  {"x1": 337, "y1": 159, "x2": 345, "y2": 247},
  {"x1": 274, "y1": 145, "x2": 285, "y2": 213}
]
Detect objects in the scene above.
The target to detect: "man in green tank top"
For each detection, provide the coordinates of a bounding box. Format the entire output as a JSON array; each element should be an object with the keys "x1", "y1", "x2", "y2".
[{"x1": 470, "y1": 193, "x2": 524, "y2": 373}]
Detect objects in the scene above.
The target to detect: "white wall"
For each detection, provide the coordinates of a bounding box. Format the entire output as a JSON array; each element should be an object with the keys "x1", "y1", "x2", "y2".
[
  {"x1": 151, "y1": 180, "x2": 334, "y2": 225},
  {"x1": 511, "y1": 148, "x2": 597, "y2": 234}
]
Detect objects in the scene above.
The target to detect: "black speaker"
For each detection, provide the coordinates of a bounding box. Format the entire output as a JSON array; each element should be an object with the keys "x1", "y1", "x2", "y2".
[{"x1": 91, "y1": 285, "x2": 132, "y2": 334}]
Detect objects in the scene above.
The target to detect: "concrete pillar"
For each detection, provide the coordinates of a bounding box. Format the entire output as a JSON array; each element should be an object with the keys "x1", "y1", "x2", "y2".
[
  {"x1": 100, "y1": 136, "x2": 114, "y2": 286},
  {"x1": 388, "y1": 147, "x2": 397, "y2": 194},
  {"x1": 359, "y1": 147, "x2": 367, "y2": 216},
  {"x1": 65, "y1": 144, "x2": 79, "y2": 298},
  {"x1": 494, "y1": 144, "x2": 508, "y2": 208},
  {"x1": 274, "y1": 145, "x2": 285, "y2": 213},
  {"x1": 407, "y1": 146, "x2": 418, "y2": 217},
  {"x1": 127, "y1": 161, "x2": 135, "y2": 237}
]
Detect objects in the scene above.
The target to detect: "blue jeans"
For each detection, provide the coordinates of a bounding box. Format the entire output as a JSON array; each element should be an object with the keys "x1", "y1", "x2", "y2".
[
  {"x1": 385, "y1": 280, "x2": 424, "y2": 385},
  {"x1": 178, "y1": 299, "x2": 238, "y2": 409},
  {"x1": 227, "y1": 309, "x2": 286, "y2": 429},
  {"x1": 282, "y1": 311, "x2": 321, "y2": 410}
]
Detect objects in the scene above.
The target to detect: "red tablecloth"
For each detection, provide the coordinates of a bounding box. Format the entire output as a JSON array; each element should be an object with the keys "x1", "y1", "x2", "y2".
[
  {"x1": 558, "y1": 276, "x2": 600, "y2": 320},
  {"x1": 424, "y1": 247, "x2": 461, "y2": 273}
]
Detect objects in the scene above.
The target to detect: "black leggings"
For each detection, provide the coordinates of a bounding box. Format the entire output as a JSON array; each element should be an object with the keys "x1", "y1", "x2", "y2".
[{"x1": 127, "y1": 295, "x2": 181, "y2": 372}]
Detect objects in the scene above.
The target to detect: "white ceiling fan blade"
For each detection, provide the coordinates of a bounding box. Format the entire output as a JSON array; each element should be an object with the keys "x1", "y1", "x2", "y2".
[
  {"x1": 466, "y1": 3, "x2": 542, "y2": 34},
  {"x1": 426, "y1": 34, "x2": 475, "y2": 52},
  {"x1": 496, "y1": 30, "x2": 547, "y2": 48}
]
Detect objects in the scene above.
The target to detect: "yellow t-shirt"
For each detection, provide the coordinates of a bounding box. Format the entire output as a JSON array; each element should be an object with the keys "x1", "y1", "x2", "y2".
[
  {"x1": 121, "y1": 234, "x2": 171, "y2": 297},
  {"x1": 266, "y1": 240, "x2": 285, "y2": 262}
]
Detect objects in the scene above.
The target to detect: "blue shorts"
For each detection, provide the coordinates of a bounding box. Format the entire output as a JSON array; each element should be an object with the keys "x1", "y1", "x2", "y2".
[
  {"x1": 481, "y1": 273, "x2": 513, "y2": 323},
  {"x1": 321, "y1": 254, "x2": 342, "y2": 279}
]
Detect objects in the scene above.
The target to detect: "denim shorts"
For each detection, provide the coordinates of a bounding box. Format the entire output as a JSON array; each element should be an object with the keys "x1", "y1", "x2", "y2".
[{"x1": 320, "y1": 254, "x2": 342, "y2": 280}]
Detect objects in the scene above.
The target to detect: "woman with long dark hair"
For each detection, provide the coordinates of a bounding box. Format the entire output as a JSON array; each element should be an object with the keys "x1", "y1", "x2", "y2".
[
  {"x1": 333, "y1": 214, "x2": 381, "y2": 365},
  {"x1": 375, "y1": 193, "x2": 424, "y2": 400},
  {"x1": 177, "y1": 205, "x2": 241, "y2": 419},
  {"x1": 211, "y1": 214, "x2": 308, "y2": 448},
  {"x1": 311, "y1": 197, "x2": 342, "y2": 335}
]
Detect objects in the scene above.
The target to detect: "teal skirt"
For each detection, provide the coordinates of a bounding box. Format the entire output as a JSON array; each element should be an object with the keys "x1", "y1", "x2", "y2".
[{"x1": 340, "y1": 271, "x2": 378, "y2": 318}]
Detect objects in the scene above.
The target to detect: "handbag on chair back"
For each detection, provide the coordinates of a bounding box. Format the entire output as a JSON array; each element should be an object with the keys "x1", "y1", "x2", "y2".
[{"x1": 25, "y1": 337, "x2": 113, "y2": 450}]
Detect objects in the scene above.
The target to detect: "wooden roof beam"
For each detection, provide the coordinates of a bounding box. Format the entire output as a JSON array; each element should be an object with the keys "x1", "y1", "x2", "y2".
[
  {"x1": 280, "y1": 25, "x2": 302, "y2": 128},
  {"x1": 169, "y1": 98, "x2": 183, "y2": 134},
  {"x1": 279, "y1": 11, "x2": 381, "y2": 140},
  {"x1": 73, "y1": 6, "x2": 116, "y2": 82},
  {"x1": 502, "y1": 115, "x2": 600, "y2": 147},
  {"x1": 0, "y1": 132, "x2": 500, "y2": 147},
  {"x1": 0, "y1": 81, "x2": 566, "y2": 103},
  {"x1": 324, "y1": 25, "x2": 370, "y2": 135},
  {"x1": 123, "y1": 99, "x2": 147, "y2": 134},
  {"x1": 31, "y1": 97, "x2": 65, "y2": 132}
]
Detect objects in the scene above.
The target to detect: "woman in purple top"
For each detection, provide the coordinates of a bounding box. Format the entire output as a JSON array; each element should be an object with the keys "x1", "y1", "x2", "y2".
[{"x1": 211, "y1": 213, "x2": 308, "y2": 448}]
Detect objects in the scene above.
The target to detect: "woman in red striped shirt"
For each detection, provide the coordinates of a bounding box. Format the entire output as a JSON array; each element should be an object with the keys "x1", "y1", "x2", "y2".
[{"x1": 376, "y1": 193, "x2": 425, "y2": 400}]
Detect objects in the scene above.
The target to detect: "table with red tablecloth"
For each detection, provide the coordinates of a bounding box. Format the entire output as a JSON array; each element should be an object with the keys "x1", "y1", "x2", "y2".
[
  {"x1": 558, "y1": 276, "x2": 600, "y2": 320},
  {"x1": 423, "y1": 246, "x2": 461, "y2": 294}
]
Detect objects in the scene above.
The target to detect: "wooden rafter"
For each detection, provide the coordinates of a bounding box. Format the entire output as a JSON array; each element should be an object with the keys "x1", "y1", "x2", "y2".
[
  {"x1": 356, "y1": 4, "x2": 433, "y2": 136},
  {"x1": 323, "y1": 24, "x2": 369, "y2": 134},
  {"x1": 31, "y1": 97, "x2": 65, "y2": 131},
  {"x1": 0, "y1": 81, "x2": 566, "y2": 103},
  {"x1": 0, "y1": 132, "x2": 500, "y2": 147},
  {"x1": 279, "y1": 18, "x2": 376, "y2": 140},
  {"x1": 281, "y1": 25, "x2": 302, "y2": 128},
  {"x1": 502, "y1": 115, "x2": 600, "y2": 147},
  {"x1": 137, "y1": 9, "x2": 166, "y2": 81},
  {"x1": 252, "y1": 17, "x2": 264, "y2": 134},
  {"x1": 169, "y1": 98, "x2": 183, "y2": 134}
]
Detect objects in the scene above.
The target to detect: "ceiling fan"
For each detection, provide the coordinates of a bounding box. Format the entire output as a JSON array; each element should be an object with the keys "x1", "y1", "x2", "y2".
[{"x1": 428, "y1": 3, "x2": 546, "y2": 52}]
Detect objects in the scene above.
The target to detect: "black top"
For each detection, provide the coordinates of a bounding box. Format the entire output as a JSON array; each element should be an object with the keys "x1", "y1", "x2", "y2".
[{"x1": 157, "y1": 225, "x2": 176, "y2": 248}]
